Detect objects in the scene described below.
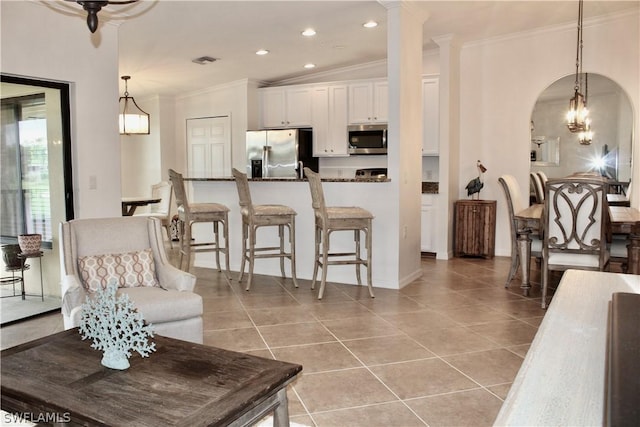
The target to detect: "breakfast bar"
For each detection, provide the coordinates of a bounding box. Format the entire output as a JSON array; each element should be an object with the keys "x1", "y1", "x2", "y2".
[{"x1": 183, "y1": 176, "x2": 402, "y2": 289}]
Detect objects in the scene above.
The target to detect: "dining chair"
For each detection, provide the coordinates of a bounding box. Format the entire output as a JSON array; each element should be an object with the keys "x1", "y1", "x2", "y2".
[
  {"x1": 530, "y1": 172, "x2": 544, "y2": 204},
  {"x1": 536, "y1": 171, "x2": 548, "y2": 195},
  {"x1": 231, "y1": 168, "x2": 298, "y2": 291},
  {"x1": 168, "y1": 169, "x2": 230, "y2": 276},
  {"x1": 541, "y1": 177, "x2": 610, "y2": 308},
  {"x1": 304, "y1": 167, "x2": 375, "y2": 300},
  {"x1": 134, "y1": 181, "x2": 173, "y2": 247},
  {"x1": 498, "y1": 175, "x2": 542, "y2": 288}
]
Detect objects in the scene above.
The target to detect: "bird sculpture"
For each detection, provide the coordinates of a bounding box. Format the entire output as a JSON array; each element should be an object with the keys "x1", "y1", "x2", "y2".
[{"x1": 465, "y1": 160, "x2": 487, "y2": 199}]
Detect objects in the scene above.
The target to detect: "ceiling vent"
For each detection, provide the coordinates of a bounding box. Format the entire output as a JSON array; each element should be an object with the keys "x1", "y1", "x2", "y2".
[{"x1": 192, "y1": 56, "x2": 218, "y2": 65}]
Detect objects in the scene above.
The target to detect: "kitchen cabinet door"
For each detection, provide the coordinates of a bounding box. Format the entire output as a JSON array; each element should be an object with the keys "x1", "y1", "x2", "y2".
[
  {"x1": 312, "y1": 85, "x2": 348, "y2": 157},
  {"x1": 422, "y1": 78, "x2": 439, "y2": 155},
  {"x1": 260, "y1": 87, "x2": 312, "y2": 128},
  {"x1": 421, "y1": 194, "x2": 437, "y2": 252},
  {"x1": 348, "y1": 80, "x2": 387, "y2": 124},
  {"x1": 285, "y1": 87, "x2": 313, "y2": 127}
]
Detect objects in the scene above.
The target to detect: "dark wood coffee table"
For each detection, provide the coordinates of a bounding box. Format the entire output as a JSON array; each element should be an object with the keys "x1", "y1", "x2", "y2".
[{"x1": 1, "y1": 329, "x2": 302, "y2": 426}]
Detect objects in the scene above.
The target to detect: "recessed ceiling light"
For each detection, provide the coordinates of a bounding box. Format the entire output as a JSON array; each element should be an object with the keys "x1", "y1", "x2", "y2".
[
  {"x1": 363, "y1": 21, "x2": 378, "y2": 28},
  {"x1": 256, "y1": 49, "x2": 269, "y2": 55},
  {"x1": 302, "y1": 28, "x2": 316, "y2": 37},
  {"x1": 304, "y1": 63, "x2": 316, "y2": 69}
]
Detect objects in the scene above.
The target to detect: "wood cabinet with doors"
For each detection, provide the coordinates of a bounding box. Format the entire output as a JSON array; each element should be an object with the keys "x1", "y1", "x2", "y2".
[
  {"x1": 454, "y1": 200, "x2": 496, "y2": 258},
  {"x1": 348, "y1": 80, "x2": 388, "y2": 124},
  {"x1": 259, "y1": 86, "x2": 313, "y2": 128}
]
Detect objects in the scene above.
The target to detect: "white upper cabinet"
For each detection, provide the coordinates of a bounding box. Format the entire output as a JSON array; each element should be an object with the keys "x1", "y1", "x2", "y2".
[
  {"x1": 312, "y1": 85, "x2": 349, "y2": 157},
  {"x1": 348, "y1": 80, "x2": 388, "y2": 124},
  {"x1": 260, "y1": 86, "x2": 313, "y2": 128},
  {"x1": 422, "y1": 78, "x2": 439, "y2": 155}
]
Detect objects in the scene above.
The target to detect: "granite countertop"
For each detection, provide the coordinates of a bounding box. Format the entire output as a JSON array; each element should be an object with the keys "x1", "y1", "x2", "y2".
[
  {"x1": 185, "y1": 177, "x2": 391, "y2": 183},
  {"x1": 422, "y1": 182, "x2": 439, "y2": 194}
]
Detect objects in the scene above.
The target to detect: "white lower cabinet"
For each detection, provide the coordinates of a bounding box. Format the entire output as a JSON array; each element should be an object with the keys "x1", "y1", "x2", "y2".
[{"x1": 421, "y1": 194, "x2": 437, "y2": 252}]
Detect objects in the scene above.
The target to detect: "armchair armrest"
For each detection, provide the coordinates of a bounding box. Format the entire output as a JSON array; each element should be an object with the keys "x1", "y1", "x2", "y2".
[
  {"x1": 156, "y1": 262, "x2": 196, "y2": 292},
  {"x1": 61, "y1": 274, "x2": 88, "y2": 323}
]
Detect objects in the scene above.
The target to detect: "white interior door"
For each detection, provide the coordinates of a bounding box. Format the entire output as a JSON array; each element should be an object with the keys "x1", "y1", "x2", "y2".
[{"x1": 187, "y1": 116, "x2": 231, "y2": 178}]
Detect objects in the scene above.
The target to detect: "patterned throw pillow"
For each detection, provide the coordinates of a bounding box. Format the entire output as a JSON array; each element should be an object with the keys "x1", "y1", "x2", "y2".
[{"x1": 77, "y1": 248, "x2": 159, "y2": 293}]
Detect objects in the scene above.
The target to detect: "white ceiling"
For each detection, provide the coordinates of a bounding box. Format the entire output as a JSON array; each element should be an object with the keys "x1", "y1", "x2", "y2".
[{"x1": 72, "y1": 0, "x2": 639, "y2": 98}]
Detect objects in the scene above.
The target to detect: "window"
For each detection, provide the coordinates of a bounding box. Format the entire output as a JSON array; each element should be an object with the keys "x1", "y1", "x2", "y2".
[{"x1": 1, "y1": 75, "x2": 74, "y2": 248}]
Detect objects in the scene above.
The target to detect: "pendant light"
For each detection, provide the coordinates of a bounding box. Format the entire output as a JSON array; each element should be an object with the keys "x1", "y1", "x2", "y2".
[
  {"x1": 119, "y1": 76, "x2": 150, "y2": 135},
  {"x1": 71, "y1": 1, "x2": 139, "y2": 33},
  {"x1": 577, "y1": 73, "x2": 593, "y2": 145},
  {"x1": 566, "y1": 0, "x2": 590, "y2": 133}
]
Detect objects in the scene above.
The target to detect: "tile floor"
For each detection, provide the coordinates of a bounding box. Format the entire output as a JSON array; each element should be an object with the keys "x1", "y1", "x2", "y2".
[{"x1": 1, "y1": 253, "x2": 562, "y2": 426}]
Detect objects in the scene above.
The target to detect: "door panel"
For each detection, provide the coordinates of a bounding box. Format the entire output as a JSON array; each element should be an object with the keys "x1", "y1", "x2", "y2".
[{"x1": 186, "y1": 116, "x2": 231, "y2": 178}]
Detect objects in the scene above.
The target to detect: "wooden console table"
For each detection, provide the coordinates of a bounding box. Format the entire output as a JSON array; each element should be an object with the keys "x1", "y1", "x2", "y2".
[{"x1": 1, "y1": 329, "x2": 302, "y2": 426}]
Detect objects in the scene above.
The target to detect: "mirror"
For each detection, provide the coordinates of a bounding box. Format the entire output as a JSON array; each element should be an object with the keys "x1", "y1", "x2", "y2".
[
  {"x1": 531, "y1": 135, "x2": 560, "y2": 166},
  {"x1": 530, "y1": 74, "x2": 633, "y2": 183}
]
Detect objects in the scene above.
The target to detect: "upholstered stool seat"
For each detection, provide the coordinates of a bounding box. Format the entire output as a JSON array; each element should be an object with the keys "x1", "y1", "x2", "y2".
[
  {"x1": 169, "y1": 169, "x2": 230, "y2": 276},
  {"x1": 304, "y1": 167, "x2": 375, "y2": 300},
  {"x1": 232, "y1": 168, "x2": 298, "y2": 291}
]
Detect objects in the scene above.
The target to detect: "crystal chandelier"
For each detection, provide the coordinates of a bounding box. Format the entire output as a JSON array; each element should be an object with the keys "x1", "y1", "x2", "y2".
[
  {"x1": 566, "y1": 0, "x2": 590, "y2": 134},
  {"x1": 119, "y1": 76, "x2": 150, "y2": 135}
]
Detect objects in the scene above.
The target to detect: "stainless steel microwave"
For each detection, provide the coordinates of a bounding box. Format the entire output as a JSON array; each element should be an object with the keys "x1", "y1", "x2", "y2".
[{"x1": 348, "y1": 124, "x2": 387, "y2": 155}]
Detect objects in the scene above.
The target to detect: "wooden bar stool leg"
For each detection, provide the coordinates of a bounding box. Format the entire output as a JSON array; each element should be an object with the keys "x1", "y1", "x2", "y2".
[
  {"x1": 311, "y1": 226, "x2": 320, "y2": 291},
  {"x1": 177, "y1": 219, "x2": 186, "y2": 270},
  {"x1": 246, "y1": 225, "x2": 257, "y2": 291},
  {"x1": 354, "y1": 229, "x2": 362, "y2": 286},
  {"x1": 279, "y1": 224, "x2": 286, "y2": 278},
  {"x1": 184, "y1": 221, "x2": 193, "y2": 272},
  {"x1": 366, "y1": 221, "x2": 374, "y2": 298},
  {"x1": 289, "y1": 217, "x2": 298, "y2": 288},
  {"x1": 223, "y1": 215, "x2": 230, "y2": 279},
  {"x1": 318, "y1": 229, "x2": 330, "y2": 300},
  {"x1": 213, "y1": 221, "x2": 221, "y2": 272},
  {"x1": 238, "y1": 222, "x2": 247, "y2": 282}
]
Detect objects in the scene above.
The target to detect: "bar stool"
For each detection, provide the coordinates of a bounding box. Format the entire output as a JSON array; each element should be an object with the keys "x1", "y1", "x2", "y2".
[
  {"x1": 231, "y1": 168, "x2": 298, "y2": 291},
  {"x1": 168, "y1": 169, "x2": 230, "y2": 276},
  {"x1": 304, "y1": 167, "x2": 374, "y2": 300}
]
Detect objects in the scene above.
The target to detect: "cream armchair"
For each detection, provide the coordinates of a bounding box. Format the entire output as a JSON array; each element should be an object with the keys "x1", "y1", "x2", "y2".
[{"x1": 59, "y1": 216, "x2": 203, "y2": 343}]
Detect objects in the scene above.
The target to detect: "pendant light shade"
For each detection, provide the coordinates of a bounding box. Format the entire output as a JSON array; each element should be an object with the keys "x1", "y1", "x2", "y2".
[{"x1": 119, "y1": 76, "x2": 149, "y2": 135}]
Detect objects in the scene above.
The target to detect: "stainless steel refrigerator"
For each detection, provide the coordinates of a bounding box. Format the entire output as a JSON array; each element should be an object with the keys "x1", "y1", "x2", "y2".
[{"x1": 246, "y1": 128, "x2": 318, "y2": 178}]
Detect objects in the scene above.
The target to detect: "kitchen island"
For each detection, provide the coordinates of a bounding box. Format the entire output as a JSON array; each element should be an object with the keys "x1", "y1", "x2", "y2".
[{"x1": 183, "y1": 176, "x2": 412, "y2": 290}]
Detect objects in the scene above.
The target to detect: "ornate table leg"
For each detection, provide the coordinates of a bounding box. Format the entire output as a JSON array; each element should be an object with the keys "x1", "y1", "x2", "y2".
[
  {"x1": 627, "y1": 228, "x2": 640, "y2": 275},
  {"x1": 517, "y1": 229, "x2": 533, "y2": 296}
]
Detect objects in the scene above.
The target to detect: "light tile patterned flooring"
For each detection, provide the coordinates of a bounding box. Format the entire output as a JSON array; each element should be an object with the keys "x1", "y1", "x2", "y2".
[{"x1": 1, "y1": 254, "x2": 562, "y2": 426}]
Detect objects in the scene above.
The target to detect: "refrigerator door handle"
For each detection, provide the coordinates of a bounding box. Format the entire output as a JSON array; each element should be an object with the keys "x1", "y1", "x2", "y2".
[{"x1": 263, "y1": 145, "x2": 269, "y2": 178}]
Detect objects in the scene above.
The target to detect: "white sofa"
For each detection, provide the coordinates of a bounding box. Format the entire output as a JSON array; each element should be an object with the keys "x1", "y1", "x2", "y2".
[{"x1": 59, "y1": 216, "x2": 203, "y2": 343}]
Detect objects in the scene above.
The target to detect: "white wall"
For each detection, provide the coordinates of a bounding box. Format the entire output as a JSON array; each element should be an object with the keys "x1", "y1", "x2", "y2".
[
  {"x1": 173, "y1": 79, "x2": 256, "y2": 177},
  {"x1": 120, "y1": 95, "x2": 161, "y2": 199},
  {"x1": 2, "y1": 1, "x2": 122, "y2": 296},
  {"x1": 458, "y1": 10, "x2": 639, "y2": 257}
]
